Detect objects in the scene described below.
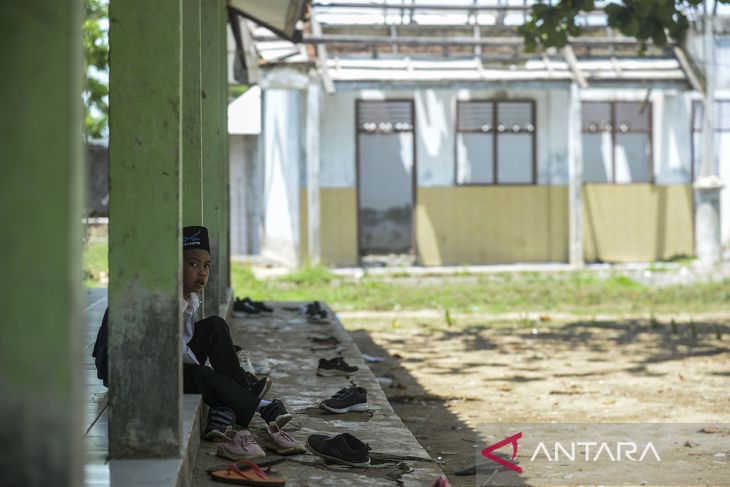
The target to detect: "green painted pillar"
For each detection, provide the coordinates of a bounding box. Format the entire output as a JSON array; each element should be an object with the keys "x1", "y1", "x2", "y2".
[
  {"x1": 0, "y1": 1, "x2": 83, "y2": 485},
  {"x1": 183, "y1": 0, "x2": 204, "y2": 227},
  {"x1": 108, "y1": 0, "x2": 183, "y2": 457},
  {"x1": 220, "y1": 6, "x2": 231, "y2": 292},
  {"x1": 201, "y1": 0, "x2": 225, "y2": 316}
]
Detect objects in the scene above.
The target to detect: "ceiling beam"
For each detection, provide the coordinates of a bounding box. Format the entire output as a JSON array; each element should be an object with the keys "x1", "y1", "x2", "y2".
[
  {"x1": 311, "y1": 2, "x2": 531, "y2": 11},
  {"x1": 562, "y1": 45, "x2": 588, "y2": 88}
]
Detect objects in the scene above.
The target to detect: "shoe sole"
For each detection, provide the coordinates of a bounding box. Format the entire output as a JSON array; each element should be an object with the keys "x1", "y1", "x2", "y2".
[
  {"x1": 305, "y1": 439, "x2": 370, "y2": 467},
  {"x1": 319, "y1": 402, "x2": 369, "y2": 414},
  {"x1": 216, "y1": 446, "x2": 266, "y2": 462},
  {"x1": 273, "y1": 414, "x2": 292, "y2": 428},
  {"x1": 316, "y1": 368, "x2": 358, "y2": 377}
]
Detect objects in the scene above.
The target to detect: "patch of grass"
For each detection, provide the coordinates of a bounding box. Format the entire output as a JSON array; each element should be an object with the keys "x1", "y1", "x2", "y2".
[
  {"x1": 228, "y1": 263, "x2": 730, "y2": 315},
  {"x1": 84, "y1": 239, "x2": 108, "y2": 288},
  {"x1": 278, "y1": 265, "x2": 335, "y2": 285}
]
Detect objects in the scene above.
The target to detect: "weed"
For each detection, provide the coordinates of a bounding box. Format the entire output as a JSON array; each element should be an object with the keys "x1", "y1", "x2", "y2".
[{"x1": 444, "y1": 308, "x2": 454, "y2": 328}]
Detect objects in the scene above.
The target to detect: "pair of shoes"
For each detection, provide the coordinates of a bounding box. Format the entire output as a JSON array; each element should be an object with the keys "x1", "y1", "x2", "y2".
[
  {"x1": 248, "y1": 376, "x2": 272, "y2": 400},
  {"x1": 234, "y1": 297, "x2": 273, "y2": 315},
  {"x1": 238, "y1": 349, "x2": 272, "y2": 376},
  {"x1": 319, "y1": 385, "x2": 368, "y2": 414},
  {"x1": 266, "y1": 423, "x2": 306, "y2": 455},
  {"x1": 260, "y1": 399, "x2": 292, "y2": 428},
  {"x1": 306, "y1": 432, "x2": 371, "y2": 467},
  {"x1": 208, "y1": 460, "x2": 286, "y2": 486},
  {"x1": 304, "y1": 301, "x2": 329, "y2": 323},
  {"x1": 317, "y1": 357, "x2": 358, "y2": 377},
  {"x1": 204, "y1": 407, "x2": 236, "y2": 441},
  {"x1": 217, "y1": 428, "x2": 266, "y2": 461}
]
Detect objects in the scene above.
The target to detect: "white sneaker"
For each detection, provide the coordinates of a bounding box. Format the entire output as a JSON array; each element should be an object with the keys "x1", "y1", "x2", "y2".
[{"x1": 237, "y1": 350, "x2": 256, "y2": 376}]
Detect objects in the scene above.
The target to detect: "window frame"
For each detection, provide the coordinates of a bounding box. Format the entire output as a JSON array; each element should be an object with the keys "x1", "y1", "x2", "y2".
[
  {"x1": 454, "y1": 99, "x2": 537, "y2": 186},
  {"x1": 581, "y1": 100, "x2": 654, "y2": 184}
]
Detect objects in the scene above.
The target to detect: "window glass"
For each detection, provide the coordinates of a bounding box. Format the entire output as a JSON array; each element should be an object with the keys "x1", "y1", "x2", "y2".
[
  {"x1": 497, "y1": 133, "x2": 532, "y2": 183},
  {"x1": 615, "y1": 133, "x2": 650, "y2": 183},
  {"x1": 456, "y1": 133, "x2": 494, "y2": 184},
  {"x1": 582, "y1": 133, "x2": 611, "y2": 182},
  {"x1": 615, "y1": 102, "x2": 650, "y2": 132}
]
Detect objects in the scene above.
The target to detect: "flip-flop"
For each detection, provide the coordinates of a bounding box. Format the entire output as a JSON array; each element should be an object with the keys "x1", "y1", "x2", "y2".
[
  {"x1": 209, "y1": 460, "x2": 286, "y2": 485},
  {"x1": 206, "y1": 456, "x2": 286, "y2": 473}
]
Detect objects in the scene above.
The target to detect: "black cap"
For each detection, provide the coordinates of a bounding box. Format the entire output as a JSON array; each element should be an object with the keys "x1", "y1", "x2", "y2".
[{"x1": 183, "y1": 226, "x2": 210, "y2": 253}]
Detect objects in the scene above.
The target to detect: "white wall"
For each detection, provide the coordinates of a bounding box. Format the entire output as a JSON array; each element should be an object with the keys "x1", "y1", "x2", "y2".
[
  {"x1": 319, "y1": 87, "x2": 573, "y2": 188},
  {"x1": 261, "y1": 89, "x2": 302, "y2": 266},
  {"x1": 229, "y1": 134, "x2": 261, "y2": 257}
]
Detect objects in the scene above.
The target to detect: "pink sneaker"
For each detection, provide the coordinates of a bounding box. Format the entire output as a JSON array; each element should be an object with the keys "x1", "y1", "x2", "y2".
[
  {"x1": 216, "y1": 428, "x2": 266, "y2": 461},
  {"x1": 266, "y1": 423, "x2": 306, "y2": 455}
]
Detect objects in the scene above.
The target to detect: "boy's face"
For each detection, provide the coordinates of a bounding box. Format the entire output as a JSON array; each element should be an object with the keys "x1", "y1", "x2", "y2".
[{"x1": 183, "y1": 248, "x2": 210, "y2": 296}]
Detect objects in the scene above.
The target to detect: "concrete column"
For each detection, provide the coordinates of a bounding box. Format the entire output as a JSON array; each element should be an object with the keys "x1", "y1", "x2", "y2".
[
  {"x1": 108, "y1": 0, "x2": 183, "y2": 457},
  {"x1": 183, "y1": 0, "x2": 204, "y2": 227},
  {"x1": 306, "y1": 77, "x2": 322, "y2": 264},
  {"x1": 568, "y1": 82, "x2": 584, "y2": 268},
  {"x1": 0, "y1": 1, "x2": 83, "y2": 484},
  {"x1": 695, "y1": 12, "x2": 723, "y2": 266},
  {"x1": 220, "y1": 8, "x2": 231, "y2": 291},
  {"x1": 202, "y1": 0, "x2": 224, "y2": 315}
]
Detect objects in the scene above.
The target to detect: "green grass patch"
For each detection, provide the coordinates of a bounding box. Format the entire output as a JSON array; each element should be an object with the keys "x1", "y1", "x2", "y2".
[
  {"x1": 230, "y1": 262, "x2": 730, "y2": 315},
  {"x1": 84, "y1": 239, "x2": 108, "y2": 288}
]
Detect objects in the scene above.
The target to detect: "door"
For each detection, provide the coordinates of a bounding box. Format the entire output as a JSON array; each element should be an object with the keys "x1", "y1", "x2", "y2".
[{"x1": 356, "y1": 100, "x2": 416, "y2": 260}]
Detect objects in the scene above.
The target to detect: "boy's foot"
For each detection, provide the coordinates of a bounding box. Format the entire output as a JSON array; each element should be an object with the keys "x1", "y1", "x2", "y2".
[
  {"x1": 216, "y1": 428, "x2": 266, "y2": 461},
  {"x1": 266, "y1": 423, "x2": 306, "y2": 455},
  {"x1": 316, "y1": 357, "x2": 359, "y2": 377},
  {"x1": 237, "y1": 350, "x2": 256, "y2": 376},
  {"x1": 203, "y1": 407, "x2": 236, "y2": 440},
  {"x1": 260, "y1": 399, "x2": 292, "y2": 428},
  {"x1": 249, "y1": 377, "x2": 272, "y2": 399},
  {"x1": 319, "y1": 386, "x2": 368, "y2": 414}
]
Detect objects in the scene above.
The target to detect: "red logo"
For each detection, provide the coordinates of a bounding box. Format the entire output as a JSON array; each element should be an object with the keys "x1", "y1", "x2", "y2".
[{"x1": 481, "y1": 432, "x2": 523, "y2": 474}]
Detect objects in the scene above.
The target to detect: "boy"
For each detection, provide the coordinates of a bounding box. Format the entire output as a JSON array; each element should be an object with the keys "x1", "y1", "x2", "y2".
[{"x1": 93, "y1": 225, "x2": 291, "y2": 433}]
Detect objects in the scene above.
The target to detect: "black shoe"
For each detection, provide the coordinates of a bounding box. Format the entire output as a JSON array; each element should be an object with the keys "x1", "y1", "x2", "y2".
[
  {"x1": 234, "y1": 297, "x2": 273, "y2": 314},
  {"x1": 305, "y1": 301, "x2": 329, "y2": 323},
  {"x1": 248, "y1": 376, "x2": 272, "y2": 399},
  {"x1": 306, "y1": 433, "x2": 371, "y2": 467},
  {"x1": 260, "y1": 399, "x2": 292, "y2": 428},
  {"x1": 319, "y1": 386, "x2": 368, "y2": 414},
  {"x1": 317, "y1": 357, "x2": 359, "y2": 377},
  {"x1": 233, "y1": 297, "x2": 261, "y2": 315}
]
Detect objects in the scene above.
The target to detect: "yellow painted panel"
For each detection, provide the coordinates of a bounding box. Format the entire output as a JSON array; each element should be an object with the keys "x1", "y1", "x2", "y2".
[
  {"x1": 320, "y1": 188, "x2": 358, "y2": 266},
  {"x1": 301, "y1": 188, "x2": 359, "y2": 267},
  {"x1": 416, "y1": 186, "x2": 569, "y2": 265},
  {"x1": 583, "y1": 184, "x2": 694, "y2": 262}
]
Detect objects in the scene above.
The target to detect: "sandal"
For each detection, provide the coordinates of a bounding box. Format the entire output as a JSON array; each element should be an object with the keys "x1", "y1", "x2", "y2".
[{"x1": 209, "y1": 460, "x2": 286, "y2": 485}]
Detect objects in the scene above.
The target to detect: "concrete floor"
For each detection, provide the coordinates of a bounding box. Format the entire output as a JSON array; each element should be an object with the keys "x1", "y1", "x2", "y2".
[
  {"x1": 193, "y1": 302, "x2": 445, "y2": 486},
  {"x1": 83, "y1": 290, "x2": 443, "y2": 486},
  {"x1": 83, "y1": 289, "x2": 203, "y2": 487}
]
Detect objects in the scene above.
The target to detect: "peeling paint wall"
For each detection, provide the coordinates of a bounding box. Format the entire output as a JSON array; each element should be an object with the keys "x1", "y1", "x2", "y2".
[{"x1": 261, "y1": 89, "x2": 302, "y2": 266}]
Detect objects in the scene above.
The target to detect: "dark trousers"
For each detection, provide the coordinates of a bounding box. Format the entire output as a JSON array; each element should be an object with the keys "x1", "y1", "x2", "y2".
[{"x1": 182, "y1": 315, "x2": 260, "y2": 427}]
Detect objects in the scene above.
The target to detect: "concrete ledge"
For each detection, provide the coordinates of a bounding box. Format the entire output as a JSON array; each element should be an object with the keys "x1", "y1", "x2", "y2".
[
  {"x1": 193, "y1": 301, "x2": 445, "y2": 486},
  {"x1": 84, "y1": 395, "x2": 203, "y2": 487},
  {"x1": 83, "y1": 289, "x2": 204, "y2": 487}
]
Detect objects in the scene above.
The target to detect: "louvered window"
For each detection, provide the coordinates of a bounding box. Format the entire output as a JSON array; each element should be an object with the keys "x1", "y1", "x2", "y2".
[
  {"x1": 455, "y1": 100, "x2": 535, "y2": 185},
  {"x1": 582, "y1": 101, "x2": 652, "y2": 183}
]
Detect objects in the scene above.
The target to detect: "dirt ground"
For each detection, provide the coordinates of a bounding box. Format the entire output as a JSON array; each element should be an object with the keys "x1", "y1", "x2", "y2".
[{"x1": 346, "y1": 314, "x2": 730, "y2": 486}]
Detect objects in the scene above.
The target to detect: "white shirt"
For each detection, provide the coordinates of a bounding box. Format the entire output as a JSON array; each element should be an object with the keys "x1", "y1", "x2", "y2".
[{"x1": 181, "y1": 293, "x2": 200, "y2": 365}]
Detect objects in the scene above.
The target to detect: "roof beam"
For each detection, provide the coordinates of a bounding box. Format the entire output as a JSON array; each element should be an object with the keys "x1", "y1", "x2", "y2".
[
  {"x1": 310, "y1": 14, "x2": 335, "y2": 93},
  {"x1": 311, "y1": 2, "x2": 531, "y2": 11},
  {"x1": 673, "y1": 45, "x2": 704, "y2": 91},
  {"x1": 562, "y1": 45, "x2": 588, "y2": 88},
  {"x1": 297, "y1": 34, "x2": 672, "y2": 48}
]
